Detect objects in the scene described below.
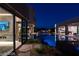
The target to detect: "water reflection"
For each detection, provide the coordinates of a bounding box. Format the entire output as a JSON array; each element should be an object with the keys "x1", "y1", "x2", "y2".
[{"x1": 38, "y1": 30, "x2": 56, "y2": 47}]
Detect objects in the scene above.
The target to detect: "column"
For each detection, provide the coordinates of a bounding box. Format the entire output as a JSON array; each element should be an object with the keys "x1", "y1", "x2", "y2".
[{"x1": 65, "y1": 25, "x2": 68, "y2": 41}]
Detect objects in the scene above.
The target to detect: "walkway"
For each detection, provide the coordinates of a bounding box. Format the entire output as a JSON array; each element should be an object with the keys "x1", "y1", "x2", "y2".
[{"x1": 16, "y1": 44, "x2": 41, "y2": 56}]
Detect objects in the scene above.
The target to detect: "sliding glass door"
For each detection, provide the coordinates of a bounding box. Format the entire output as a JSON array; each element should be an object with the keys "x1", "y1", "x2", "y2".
[{"x1": 15, "y1": 16, "x2": 22, "y2": 48}]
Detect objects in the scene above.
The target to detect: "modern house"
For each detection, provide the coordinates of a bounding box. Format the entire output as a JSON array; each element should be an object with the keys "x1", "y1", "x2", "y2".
[
  {"x1": 56, "y1": 17, "x2": 79, "y2": 41},
  {"x1": 55, "y1": 17, "x2": 79, "y2": 55},
  {"x1": 0, "y1": 3, "x2": 35, "y2": 56}
]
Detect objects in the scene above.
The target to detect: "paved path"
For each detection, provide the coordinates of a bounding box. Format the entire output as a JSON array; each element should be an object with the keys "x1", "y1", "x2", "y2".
[
  {"x1": 9, "y1": 44, "x2": 62, "y2": 56},
  {"x1": 16, "y1": 44, "x2": 41, "y2": 56}
]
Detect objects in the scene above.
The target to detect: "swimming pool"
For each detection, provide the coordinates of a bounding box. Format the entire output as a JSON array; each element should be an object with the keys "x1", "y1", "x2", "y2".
[
  {"x1": 39, "y1": 33, "x2": 79, "y2": 50},
  {"x1": 39, "y1": 34, "x2": 56, "y2": 47}
]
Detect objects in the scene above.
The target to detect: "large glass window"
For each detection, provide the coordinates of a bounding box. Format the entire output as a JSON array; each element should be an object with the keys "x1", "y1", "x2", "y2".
[
  {"x1": 77, "y1": 26, "x2": 79, "y2": 34},
  {"x1": 58, "y1": 26, "x2": 65, "y2": 41},
  {"x1": 68, "y1": 26, "x2": 77, "y2": 41},
  {"x1": 0, "y1": 7, "x2": 13, "y2": 55},
  {"x1": 21, "y1": 19, "x2": 27, "y2": 43},
  {"x1": 68, "y1": 26, "x2": 77, "y2": 34},
  {"x1": 15, "y1": 16, "x2": 21, "y2": 48}
]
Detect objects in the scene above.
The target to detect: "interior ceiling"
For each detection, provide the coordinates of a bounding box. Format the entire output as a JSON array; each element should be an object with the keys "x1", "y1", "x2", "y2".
[{"x1": 0, "y1": 7, "x2": 10, "y2": 14}]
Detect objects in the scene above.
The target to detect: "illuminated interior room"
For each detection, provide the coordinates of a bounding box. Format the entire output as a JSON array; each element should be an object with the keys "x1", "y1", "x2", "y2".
[
  {"x1": 0, "y1": 3, "x2": 29, "y2": 56},
  {"x1": 0, "y1": 6, "x2": 13, "y2": 56},
  {"x1": 15, "y1": 16, "x2": 22, "y2": 48}
]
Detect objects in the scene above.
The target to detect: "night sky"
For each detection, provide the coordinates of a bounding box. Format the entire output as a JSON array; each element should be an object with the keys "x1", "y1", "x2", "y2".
[{"x1": 29, "y1": 4, "x2": 79, "y2": 29}]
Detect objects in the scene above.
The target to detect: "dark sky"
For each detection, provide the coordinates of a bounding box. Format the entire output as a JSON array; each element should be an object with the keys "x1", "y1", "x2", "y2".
[{"x1": 29, "y1": 3, "x2": 79, "y2": 29}]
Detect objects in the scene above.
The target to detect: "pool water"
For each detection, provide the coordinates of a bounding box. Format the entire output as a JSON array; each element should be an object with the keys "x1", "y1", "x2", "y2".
[
  {"x1": 39, "y1": 33, "x2": 79, "y2": 50},
  {"x1": 39, "y1": 34, "x2": 56, "y2": 47}
]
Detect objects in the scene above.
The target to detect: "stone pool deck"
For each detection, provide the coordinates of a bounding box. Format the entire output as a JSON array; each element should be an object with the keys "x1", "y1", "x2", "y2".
[{"x1": 16, "y1": 44, "x2": 41, "y2": 56}]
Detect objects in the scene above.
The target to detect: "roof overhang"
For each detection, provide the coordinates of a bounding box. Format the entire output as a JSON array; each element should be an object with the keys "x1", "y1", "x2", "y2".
[{"x1": 0, "y1": 3, "x2": 29, "y2": 20}]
